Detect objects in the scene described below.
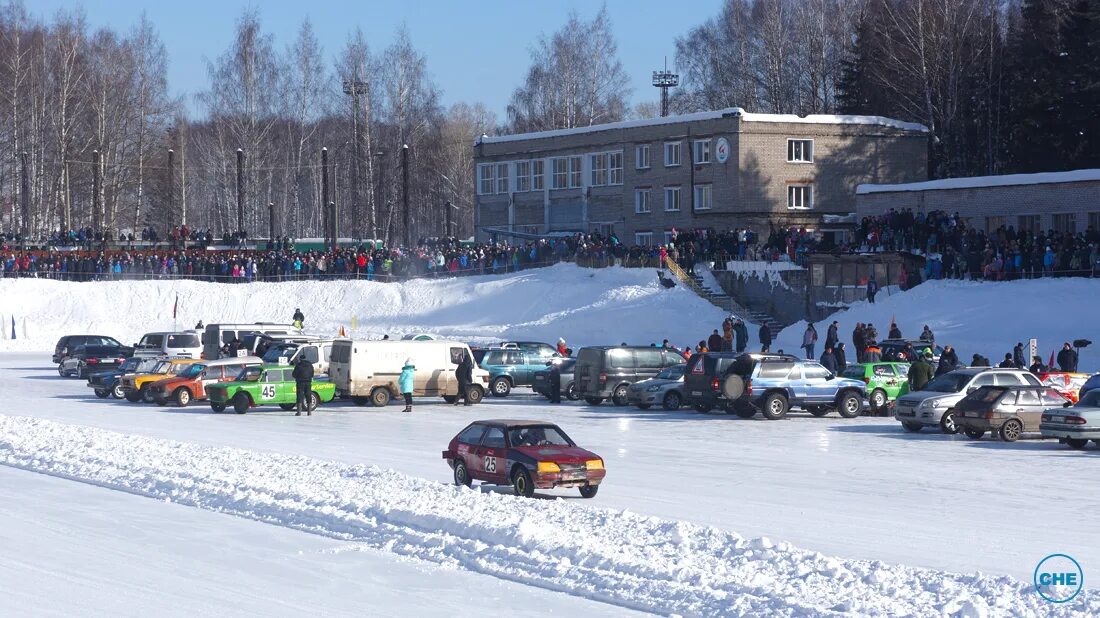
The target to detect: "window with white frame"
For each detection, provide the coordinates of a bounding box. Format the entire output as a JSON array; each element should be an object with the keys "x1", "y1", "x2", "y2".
[
  {"x1": 787, "y1": 184, "x2": 813, "y2": 210},
  {"x1": 495, "y1": 162, "x2": 509, "y2": 194},
  {"x1": 663, "y1": 231, "x2": 674, "y2": 246},
  {"x1": 634, "y1": 189, "x2": 651, "y2": 214},
  {"x1": 569, "y1": 156, "x2": 583, "y2": 188},
  {"x1": 693, "y1": 139, "x2": 711, "y2": 164},
  {"x1": 664, "y1": 141, "x2": 681, "y2": 167},
  {"x1": 664, "y1": 186, "x2": 681, "y2": 212},
  {"x1": 693, "y1": 184, "x2": 712, "y2": 211},
  {"x1": 551, "y1": 158, "x2": 568, "y2": 189},
  {"x1": 590, "y1": 153, "x2": 608, "y2": 186},
  {"x1": 515, "y1": 161, "x2": 530, "y2": 192},
  {"x1": 477, "y1": 164, "x2": 494, "y2": 196},
  {"x1": 609, "y1": 151, "x2": 623, "y2": 185},
  {"x1": 635, "y1": 144, "x2": 650, "y2": 169},
  {"x1": 635, "y1": 232, "x2": 653, "y2": 246},
  {"x1": 787, "y1": 139, "x2": 813, "y2": 163},
  {"x1": 531, "y1": 159, "x2": 545, "y2": 190}
]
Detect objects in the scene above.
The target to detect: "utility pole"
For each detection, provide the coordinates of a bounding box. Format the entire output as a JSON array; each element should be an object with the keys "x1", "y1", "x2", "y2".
[
  {"x1": 92, "y1": 149, "x2": 101, "y2": 232},
  {"x1": 373, "y1": 150, "x2": 385, "y2": 241},
  {"x1": 19, "y1": 151, "x2": 29, "y2": 239},
  {"x1": 235, "y1": 148, "x2": 245, "y2": 233},
  {"x1": 401, "y1": 143, "x2": 410, "y2": 247},
  {"x1": 268, "y1": 202, "x2": 275, "y2": 245},
  {"x1": 167, "y1": 148, "x2": 177, "y2": 225},
  {"x1": 321, "y1": 147, "x2": 330, "y2": 247},
  {"x1": 343, "y1": 79, "x2": 368, "y2": 240}
]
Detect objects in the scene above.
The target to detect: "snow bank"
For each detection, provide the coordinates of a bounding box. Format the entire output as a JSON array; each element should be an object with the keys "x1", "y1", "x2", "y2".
[
  {"x1": 0, "y1": 264, "x2": 727, "y2": 352},
  {"x1": 776, "y1": 278, "x2": 1100, "y2": 371},
  {"x1": 1, "y1": 415, "x2": 1090, "y2": 617},
  {"x1": 857, "y1": 168, "x2": 1100, "y2": 194}
]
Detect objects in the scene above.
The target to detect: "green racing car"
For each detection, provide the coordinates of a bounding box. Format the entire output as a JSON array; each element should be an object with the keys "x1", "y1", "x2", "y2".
[
  {"x1": 841, "y1": 362, "x2": 911, "y2": 413},
  {"x1": 207, "y1": 365, "x2": 336, "y2": 414}
]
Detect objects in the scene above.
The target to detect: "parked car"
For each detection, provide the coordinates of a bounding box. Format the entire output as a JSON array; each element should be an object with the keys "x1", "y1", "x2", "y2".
[
  {"x1": 53, "y1": 335, "x2": 125, "y2": 364},
  {"x1": 150, "y1": 356, "x2": 264, "y2": 407},
  {"x1": 1040, "y1": 389, "x2": 1100, "y2": 450},
  {"x1": 442, "y1": 420, "x2": 605, "y2": 498},
  {"x1": 207, "y1": 365, "x2": 336, "y2": 414},
  {"x1": 201, "y1": 323, "x2": 300, "y2": 360},
  {"x1": 498, "y1": 341, "x2": 560, "y2": 360},
  {"x1": 627, "y1": 364, "x2": 686, "y2": 410},
  {"x1": 1037, "y1": 371, "x2": 1091, "y2": 404},
  {"x1": 132, "y1": 331, "x2": 203, "y2": 359},
  {"x1": 880, "y1": 339, "x2": 943, "y2": 365},
  {"x1": 893, "y1": 368, "x2": 1042, "y2": 433},
  {"x1": 574, "y1": 346, "x2": 686, "y2": 406},
  {"x1": 682, "y1": 352, "x2": 750, "y2": 413},
  {"x1": 715, "y1": 354, "x2": 866, "y2": 420},
  {"x1": 1079, "y1": 374, "x2": 1100, "y2": 401},
  {"x1": 329, "y1": 339, "x2": 488, "y2": 407},
  {"x1": 86, "y1": 356, "x2": 161, "y2": 399},
  {"x1": 480, "y1": 347, "x2": 561, "y2": 397},
  {"x1": 531, "y1": 358, "x2": 579, "y2": 401},
  {"x1": 841, "y1": 362, "x2": 911, "y2": 413},
  {"x1": 260, "y1": 339, "x2": 337, "y2": 375},
  {"x1": 58, "y1": 345, "x2": 129, "y2": 379},
  {"x1": 954, "y1": 385, "x2": 1069, "y2": 441},
  {"x1": 118, "y1": 358, "x2": 201, "y2": 402}
]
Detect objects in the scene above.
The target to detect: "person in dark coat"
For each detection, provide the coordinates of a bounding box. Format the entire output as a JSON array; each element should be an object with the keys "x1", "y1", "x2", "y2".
[
  {"x1": 733, "y1": 319, "x2": 749, "y2": 353},
  {"x1": 1029, "y1": 355, "x2": 1047, "y2": 375},
  {"x1": 1057, "y1": 342, "x2": 1078, "y2": 372},
  {"x1": 547, "y1": 361, "x2": 563, "y2": 403},
  {"x1": 834, "y1": 342, "x2": 848, "y2": 372},
  {"x1": 707, "y1": 329, "x2": 724, "y2": 352},
  {"x1": 802, "y1": 323, "x2": 818, "y2": 359},
  {"x1": 908, "y1": 351, "x2": 934, "y2": 392},
  {"x1": 1012, "y1": 342, "x2": 1026, "y2": 368},
  {"x1": 820, "y1": 346, "x2": 838, "y2": 374},
  {"x1": 825, "y1": 321, "x2": 839, "y2": 350},
  {"x1": 867, "y1": 277, "x2": 879, "y2": 303},
  {"x1": 455, "y1": 353, "x2": 474, "y2": 406},
  {"x1": 292, "y1": 356, "x2": 315, "y2": 416},
  {"x1": 759, "y1": 322, "x2": 772, "y2": 352},
  {"x1": 888, "y1": 321, "x2": 902, "y2": 340},
  {"x1": 998, "y1": 353, "x2": 1016, "y2": 368},
  {"x1": 971, "y1": 353, "x2": 990, "y2": 367},
  {"x1": 292, "y1": 307, "x2": 305, "y2": 327},
  {"x1": 936, "y1": 346, "x2": 959, "y2": 376},
  {"x1": 853, "y1": 323, "x2": 866, "y2": 363},
  {"x1": 919, "y1": 325, "x2": 935, "y2": 343},
  {"x1": 863, "y1": 341, "x2": 882, "y2": 363}
]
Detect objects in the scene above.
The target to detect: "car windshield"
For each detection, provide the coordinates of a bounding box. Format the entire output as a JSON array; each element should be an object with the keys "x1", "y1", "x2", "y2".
[
  {"x1": 965, "y1": 385, "x2": 1007, "y2": 403},
  {"x1": 151, "y1": 361, "x2": 170, "y2": 374},
  {"x1": 236, "y1": 367, "x2": 262, "y2": 382},
  {"x1": 167, "y1": 363, "x2": 192, "y2": 375},
  {"x1": 119, "y1": 357, "x2": 142, "y2": 371},
  {"x1": 657, "y1": 365, "x2": 685, "y2": 380},
  {"x1": 924, "y1": 373, "x2": 972, "y2": 393},
  {"x1": 178, "y1": 364, "x2": 206, "y2": 379},
  {"x1": 262, "y1": 344, "x2": 298, "y2": 363},
  {"x1": 1078, "y1": 390, "x2": 1100, "y2": 407},
  {"x1": 508, "y1": 426, "x2": 573, "y2": 447}
]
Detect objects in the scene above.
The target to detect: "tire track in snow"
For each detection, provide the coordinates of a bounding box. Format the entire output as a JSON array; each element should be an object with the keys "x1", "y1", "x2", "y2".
[{"x1": 0, "y1": 415, "x2": 1092, "y2": 617}]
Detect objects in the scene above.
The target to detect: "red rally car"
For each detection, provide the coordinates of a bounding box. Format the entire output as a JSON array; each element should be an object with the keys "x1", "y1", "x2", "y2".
[{"x1": 443, "y1": 420, "x2": 606, "y2": 498}]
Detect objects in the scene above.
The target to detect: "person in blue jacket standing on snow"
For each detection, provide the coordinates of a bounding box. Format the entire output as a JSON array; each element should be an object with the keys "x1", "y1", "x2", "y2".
[{"x1": 399, "y1": 358, "x2": 415, "y2": 413}]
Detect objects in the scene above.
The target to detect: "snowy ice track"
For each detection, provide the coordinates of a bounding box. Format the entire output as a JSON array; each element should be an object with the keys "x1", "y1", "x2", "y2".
[{"x1": 0, "y1": 415, "x2": 1092, "y2": 617}]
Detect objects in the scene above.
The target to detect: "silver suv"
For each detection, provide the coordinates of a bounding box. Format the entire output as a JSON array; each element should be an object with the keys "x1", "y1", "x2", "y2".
[{"x1": 894, "y1": 368, "x2": 1042, "y2": 433}]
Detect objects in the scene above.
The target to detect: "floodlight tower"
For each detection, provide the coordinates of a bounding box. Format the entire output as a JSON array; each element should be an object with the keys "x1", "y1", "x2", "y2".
[{"x1": 652, "y1": 58, "x2": 679, "y2": 117}]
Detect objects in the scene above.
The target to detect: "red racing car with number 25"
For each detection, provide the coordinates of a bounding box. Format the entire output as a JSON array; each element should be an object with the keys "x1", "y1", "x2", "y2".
[{"x1": 443, "y1": 420, "x2": 606, "y2": 498}]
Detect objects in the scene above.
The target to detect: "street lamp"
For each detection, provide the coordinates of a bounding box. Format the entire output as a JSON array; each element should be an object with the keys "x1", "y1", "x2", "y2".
[
  {"x1": 373, "y1": 150, "x2": 386, "y2": 242},
  {"x1": 343, "y1": 79, "x2": 369, "y2": 240}
]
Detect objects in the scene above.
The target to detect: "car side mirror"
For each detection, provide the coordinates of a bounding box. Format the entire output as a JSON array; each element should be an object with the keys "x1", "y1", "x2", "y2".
[
  {"x1": 966, "y1": 387, "x2": 976, "y2": 394},
  {"x1": 826, "y1": 373, "x2": 835, "y2": 380},
  {"x1": 1064, "y1": 401, "x2": 1073, "y2": 408}
]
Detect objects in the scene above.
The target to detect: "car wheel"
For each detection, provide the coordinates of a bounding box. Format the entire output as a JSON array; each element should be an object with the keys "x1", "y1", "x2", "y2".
[
  {"x1": 454, "y1": 460, "x2": 472, "y2": 487},
  {"x1": 733, "y1": 407, "x2": 756, "y2": 419},
  {"x1": 579, "y1": 485, "x2": 599, "y2": 499},
  {"x1": 636, "y1": 404, "x2": 652, "y2": 410},
  {"x1": 1093, "y1": 440, "x2": 1100, "y2": 447},
  {"x1": 370, "y1": 387, "x2": 391, "y2": 407},
  {"x1": 232, "y1": 392, "x2": 250, "y2": 414},
  {"x1": 837, "y1": 392, "x2": 863, "y2": 419},
  {"x1": 964, "y1": 429, "x2": 985, "y2": 439},
  {"x1": 491, "y1": 377, "x2": 511, "y2": 397},
  {"x1": 351, "y1": 396, "x2": 370, "y2": 406},
  {"x1": 124, "y1": 391, "x2": 141, "y2": 403},
  {"x1": 94, "y1": 388, "x2": 110, "y2": 399},
  {"x1": 999, "y1": 418, "x2": 1023, "y2": 442},
  {"x1": 279, "y1": 403, "x2": 296, "y2": 411},
  {"x1": 112, "y1": 384, "x2": 125, "y2": 399},
  {"x1": 693, "y1": 403, "x2": 714, "y2": 413},
  {"x1": 761, "y1": 393, "x2": 789, "y2": 420},
  {"x1": 662, "y1": 391, "x2": 682, "y2": 411},
  {"x1": 443, "y1": 395, "x2": 457, "y2": 404},
  {"x1": 140, "y1": 385, "x2": 154, "y2": 403},
  {"x1": 57, "y1": 364, "x2": 66, "y2": 377},
  {"x1": 808, "y1": 406, "x2": 830, "y2": 417},
  {"x1": 566, "y1": 382, "x2": 578, "y2": 400},
  {"x1": 512, "y1": 467, "x2": 534, "y2": 498},
  {"x1": 939, "y1": 411, "x2": 960, "y2": 434},
  {"x1": 901, "y1": 421, "x2": 923, "y2": 433},
  {"x1": 584, "y1": 397, "x2": 604, "y2": 406},
  {"x1": 308, "y1": 392, "x2": 320, "y2": 411},
  {"x1": 870, "y1": 389, "x2": 888, "y2": 412},
  {"x1": 211, "y1": 402, "x2": 226, "y2": 413},
  {"x1": 1065, "y1": 438, "x2": 1089, "y2": 449},
  {"x1": 611, "y1": 385, "x2": 629, "y2": 406},
  {"x1": 175, "y1": 388, "x2": 191, "y2": 407},
  {"x1": 467, "y1": 386, "x2": 484, "y2": 404},
  {"x1": 77, "y1": 364, "x2": 87, "y2": 379}
]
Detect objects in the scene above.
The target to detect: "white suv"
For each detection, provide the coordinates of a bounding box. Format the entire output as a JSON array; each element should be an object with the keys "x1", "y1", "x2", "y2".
[
  {"x1": 133, "y1": 331, "x2": 204, "y2": 359},
  {"x1": 894, "y1": 368, "x2": 1042, "y2": 433}
]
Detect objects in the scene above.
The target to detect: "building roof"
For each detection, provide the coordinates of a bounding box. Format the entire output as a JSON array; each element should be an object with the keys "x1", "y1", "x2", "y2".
[
  {"x1": 476, "y1": 107, "x2": 929, "y2": 146},
  {"x1": 857, "y1": 168, "x2": 1100, "y2": 195}
]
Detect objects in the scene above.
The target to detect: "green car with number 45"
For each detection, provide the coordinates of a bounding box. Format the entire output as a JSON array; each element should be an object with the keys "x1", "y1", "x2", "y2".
[
  {"x1": 207, "y1": 365, "x2": 336, "y2": 414},
  {"x1": 841, "y1": 362, "x2": 911, "y2": 414}
]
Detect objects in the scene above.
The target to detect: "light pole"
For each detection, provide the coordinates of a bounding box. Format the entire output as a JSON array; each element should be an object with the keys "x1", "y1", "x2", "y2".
[
  {"x1": 342, "y1": 79, "x2": 368, "y2": 240},
  {"x1": 373, "y1": 150, "x2": 385, "y2": 243}
]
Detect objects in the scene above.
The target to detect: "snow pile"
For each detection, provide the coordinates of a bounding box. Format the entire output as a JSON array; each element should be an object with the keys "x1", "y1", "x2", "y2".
[
  {"x1": 857, "y1": 168, "x2": 1100, "y2": 194},
  {"x1": 776, "y1": 277, "x2": 1100, "y2": 371},
  {"x1": 0, "y1": 264, "x2": 727, "y2": 352},
  {"x1": 0, "y1": 415, "x2": 1092, "y2": 617}
]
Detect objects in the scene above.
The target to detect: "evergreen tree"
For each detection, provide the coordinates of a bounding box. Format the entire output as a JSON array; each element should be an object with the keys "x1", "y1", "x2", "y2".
[
  {"x1": 836, "y1": 11, "x2": 872, "y2": 115},
  {"x1": 1004, "y1": 0, "x2": 1066, "y2": 172},
  {"x1": 1058, "y1": 0, "x2": 1100, "y2": 168}
]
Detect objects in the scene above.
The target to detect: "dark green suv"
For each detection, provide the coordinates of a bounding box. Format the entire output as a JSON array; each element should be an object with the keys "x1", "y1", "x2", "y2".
[{"x1": 481, "y1": 348, "x2": 561, "y2": 397}]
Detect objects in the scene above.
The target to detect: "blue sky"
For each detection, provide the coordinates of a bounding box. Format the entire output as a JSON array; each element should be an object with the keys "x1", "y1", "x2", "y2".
[{"x1": 32, "y1": 0, "x2": 722, "y2": 122}]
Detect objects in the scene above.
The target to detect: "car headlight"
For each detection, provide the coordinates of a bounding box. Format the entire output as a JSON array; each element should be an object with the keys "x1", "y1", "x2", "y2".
[
  {"x1": 537, "y1": 462, "x2": 560, "y2": 474},
  {"x1": 646, "y1": 385, "x2": 661, "y2": 392},
  {"x1": 585, "y1": 459, "x2": 604, "y2": 470}
]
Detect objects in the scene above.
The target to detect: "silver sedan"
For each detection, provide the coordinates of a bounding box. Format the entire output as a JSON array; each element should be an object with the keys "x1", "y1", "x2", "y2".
[{"x1": 1040, "y1": 389, "x2": 1100, "y2": 450}]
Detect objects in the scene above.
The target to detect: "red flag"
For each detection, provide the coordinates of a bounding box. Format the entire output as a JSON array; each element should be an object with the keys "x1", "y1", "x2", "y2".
[
  {"x1": 173, "y1": 293, "x2": 178, "y2": 319},
  {"x1": 338, "y1": 326, "x2": 346, "y2": 337},
  {"x1": 1049, "y1": 349, "x2": 1055, "y2": 368}
]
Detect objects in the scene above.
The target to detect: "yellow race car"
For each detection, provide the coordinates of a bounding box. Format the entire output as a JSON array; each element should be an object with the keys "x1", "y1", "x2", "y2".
[{"x1": 118, "y1": 358, "x2": 201, "y2": 403}]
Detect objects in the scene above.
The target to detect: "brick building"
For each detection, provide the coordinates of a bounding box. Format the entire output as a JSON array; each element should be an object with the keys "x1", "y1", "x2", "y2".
[
  {"x1": 473, "y1": 107, "x2": 928, "y2": 245},
  {"x1": 856, "y1": 169, "x2": 1100, "y2": 235}
]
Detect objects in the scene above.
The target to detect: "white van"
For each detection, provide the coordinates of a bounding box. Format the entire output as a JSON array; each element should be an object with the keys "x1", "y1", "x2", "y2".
[
  {"x1": 133, "y1": 331, "x2": 203, "y2": 359},
  {"x1": 329, "y1": 339, "x2": 488, "y2": 407},
  {"x1": 202, "y1": 323, "x2": 301, "y2": 360},
  {"x1": 261, "y1": 338, "x2": 338, "y2": 375}
]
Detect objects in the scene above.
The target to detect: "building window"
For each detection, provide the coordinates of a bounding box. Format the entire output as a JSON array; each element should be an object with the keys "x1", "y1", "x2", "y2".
[
  {"x1": 693, "y1": 184, "x2": 712, "y2": 211},
  {"x1": 985, "y1": 216, "x2": 1006, "y2": 233},
  {"x1": 693, "y1": 139, "x2": 711, "y2": 165},
  {"x1": 664, "y1": 141, "x2": 681, "y2": 167},
  {"x1": 531, "y1": 159, "x2": 545, "y2": 191},
  {"x1": 634, "y1": 189, "x2": 651, "y2": 214},
  {"x1": 1052, "y1": 213, "x2": 1077, "y2": 234},
  {"x1": 477, "y1": 164, "x2": 494, "y2": 196},
  {"x1": 787, "y1": 139, "x2": 814, "y2": 163},
  {"x1": 515, "y1": 161, "x2": 530, "y2": 192},
  {"x1": 787, "y1": 184, "x2": 813, "y2": 210},
  {"x1": 551, "y1": 158, "x2": 568, "y2": 189},
  {"x1": 1089, "y1": 212, "x2": 1100, "y2": 232},
  {"x1": 609, "y1": 151, "x2": 623, "y2": 185},
  {"x1": 664, "y1": 186, "x2": 681, "y2": 212},
  {"x1": 635, "y1": 144, "x2": 650, "y2": 169},
  {"x1": 1018, "y1": 214, "x2": 1040, "y2": 233},
  {"x1": 635, "y1": 232, "x2": 653, "y2": 246},
  {"x1": 590, "y1": 153, "x2": 608, "y2": 186},
  {"x1": 495, "y1": 163, "x2": 509, "y2": 194},
  {"x1": 663, "y1": 231, "x2": 674, "y2": 246},
  {"x1": 569, "y1": 155, "x2": 583, "y2": 188}
]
